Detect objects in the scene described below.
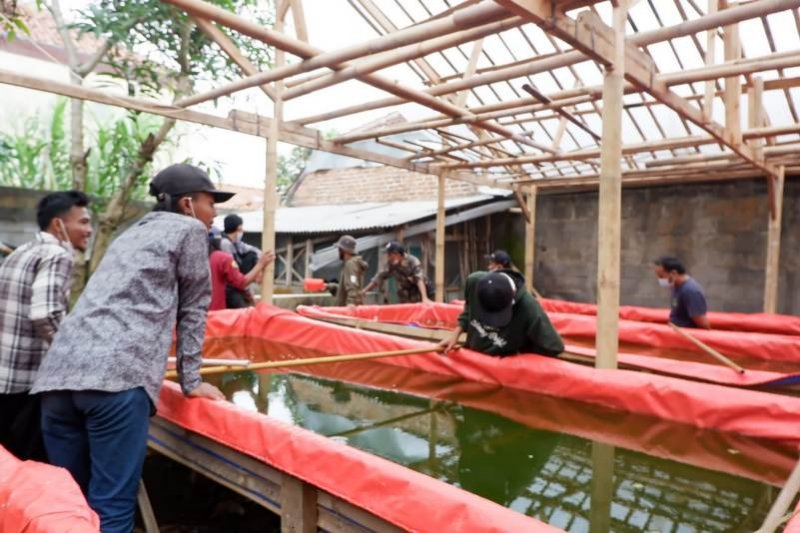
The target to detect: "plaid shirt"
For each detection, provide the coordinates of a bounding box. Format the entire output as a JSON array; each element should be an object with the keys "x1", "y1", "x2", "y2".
[{"x1": 0, "y1": 232, "x2": 74, "y2": 393}]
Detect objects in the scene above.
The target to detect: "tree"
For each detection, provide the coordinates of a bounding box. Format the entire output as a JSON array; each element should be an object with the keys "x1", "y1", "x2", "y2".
[
  {"x1": 44, "y1": 0, "x2": 273, "y2": 278},
  {"x1": 1, "y1": 0, "x2": 34, "y2": 43},
  {"x1": 277, "y1": 145, "x2": 310, "y2": 195}
]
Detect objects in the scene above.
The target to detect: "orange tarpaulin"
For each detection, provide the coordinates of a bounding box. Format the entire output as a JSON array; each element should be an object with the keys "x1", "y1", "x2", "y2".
[{"x1": 0, "y1": 446, "x2": 99, "y2": 533}]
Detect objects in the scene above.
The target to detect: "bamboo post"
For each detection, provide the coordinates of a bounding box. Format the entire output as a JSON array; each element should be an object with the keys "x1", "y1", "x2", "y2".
[
  {"x1": 749, "y1": 76, "x2": 765, "y2": 160},
  {"x1": 304, "y1": 239, "x2": 313, "y2": 278},
  {"x1": 163, "y1": 346, "x2": 445, "y2": 379},
  {"x1": 261, "y1": 12, "x2": 287, "y2": 304},
  {"x1": 524, "y1": 186, "x2": 536, "y2": 293},
  {"x1": 724, "y1": 16, "x2": 742, "y2": 146},
  {"x1": 764, "y1": 166, "x2": 785, "y2": 313},
  {"x1": 137, "y1": 481, "x2": 159, "y2": 533},
  {"x1": 668, "y1": 323, "x2": 746, "y2": 373},
  {"x1": 757, "y1": 456, "x2": 800, "y2": 533},
  {"x1": 589, "y1": 442, "x2": 615, "y2": 533},
  {"x1": 435, "y1": 173, "x2": 446, "y2": 303},
  {"x1": 703, "y1": 0, "x2": 718, "y2": 122},
  {"x1": 281, "y1": 476, "x2": 316, "y2": 533},
  {"x1": 595, "y1": 2, "x2": 626, "y2": 370},
  {"x1": 285, "y1": 235, "x2": 294, "y2": 286}
]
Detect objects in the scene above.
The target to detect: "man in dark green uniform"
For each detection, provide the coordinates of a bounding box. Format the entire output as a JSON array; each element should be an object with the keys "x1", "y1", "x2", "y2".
[
  {"x1": 362, "y1": 242, "x2": 432, "y2": 304},
  {"x1": 440, "y1": 270, "x2": 563, "y2": 357},
  {"x1": 329, "y1": 235, "x2": 368, "y2": 306}
]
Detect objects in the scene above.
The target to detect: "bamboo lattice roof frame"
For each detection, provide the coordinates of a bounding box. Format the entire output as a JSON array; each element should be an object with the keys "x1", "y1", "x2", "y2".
[{"x1": 2, "y1": 0, "x2": 799, "y2": 194}]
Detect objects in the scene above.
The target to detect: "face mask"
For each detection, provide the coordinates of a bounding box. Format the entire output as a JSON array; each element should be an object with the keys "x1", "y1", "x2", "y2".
[
  {"x1": 54, "y1": 218, "x2": 74, "y2": 253},
  {"x1": 658, "y1": 278, "x2": 671, "y2": 288}
]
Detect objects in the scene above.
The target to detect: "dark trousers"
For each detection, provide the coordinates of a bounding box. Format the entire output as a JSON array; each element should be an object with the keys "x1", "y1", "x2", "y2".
[
  {"x1": 0, "y1": 391, "x2": 46, "y2": 461},
  {"x1": 41, "y1": 388, "x2": 151, "y2": 533}
]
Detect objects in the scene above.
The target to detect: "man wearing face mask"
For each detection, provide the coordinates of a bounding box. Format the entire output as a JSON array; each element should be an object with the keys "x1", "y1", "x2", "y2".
[
  {"x1": 654, "y1": 256, "x2": 710, "y2": 329},
  {"x1": 32, "y1": 164, "x2": 228, "y2": 532},
  {"x1": 362, "y1": 241, "x2": 432, "y2": 304},
  {"x1": 0, "y1": 190, "x2": 92, "y2": 461},
  {"x1": 220, "y1": 214, "x2": 262, "y2": 308}
]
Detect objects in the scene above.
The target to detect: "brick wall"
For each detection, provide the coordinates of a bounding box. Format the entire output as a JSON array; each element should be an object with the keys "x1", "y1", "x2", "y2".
[
  {"x1": 500, "y1": 178, "x2": 799, "y2": 315},
  {"x1": 287, "y1": 167, "x2": 478, "y2": 206}
]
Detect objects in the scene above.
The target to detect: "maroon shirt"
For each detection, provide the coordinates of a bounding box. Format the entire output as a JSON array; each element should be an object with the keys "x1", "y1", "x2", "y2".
[{"x1": 209, "y1": 250, "x2": 247, "y2": 311}]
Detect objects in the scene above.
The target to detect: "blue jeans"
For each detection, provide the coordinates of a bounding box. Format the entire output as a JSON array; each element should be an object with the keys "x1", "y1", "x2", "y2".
[{"x1": 41, "y1": 388, "x2": 151, "y2": 533}]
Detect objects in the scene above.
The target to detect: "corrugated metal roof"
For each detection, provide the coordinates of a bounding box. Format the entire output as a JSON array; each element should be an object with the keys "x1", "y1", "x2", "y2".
[{"x1": 216, "y1": 195, "x2": 495, "y2": 234}]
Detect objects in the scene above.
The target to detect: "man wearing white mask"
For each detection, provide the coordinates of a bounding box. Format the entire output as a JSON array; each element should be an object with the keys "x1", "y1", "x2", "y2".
[
  {"x1": 0, "y1": 190, "x2": 92, "y2": 460},
  {"x1": 654, "y1": 256, "x2": 710, "y2": 329}
]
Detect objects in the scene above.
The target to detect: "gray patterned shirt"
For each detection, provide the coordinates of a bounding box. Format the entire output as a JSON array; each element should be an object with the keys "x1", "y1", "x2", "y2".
[{"x1": 32, "y1": 212, "x2": 211, "y2": 407}]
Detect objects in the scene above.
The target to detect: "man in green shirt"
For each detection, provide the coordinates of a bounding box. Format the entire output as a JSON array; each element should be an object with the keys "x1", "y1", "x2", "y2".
[
  {"x1": 440, "y1": 270, "x2": 564, "y2": 357},
  {"x1": 329, "y1": 235, "x2": 368, "y2": 306}
]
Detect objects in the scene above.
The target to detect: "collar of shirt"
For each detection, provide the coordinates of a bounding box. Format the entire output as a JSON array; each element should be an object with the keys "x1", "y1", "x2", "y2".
[{"x1": 36, "y1": 231, "x2": 71, "y2": 252}]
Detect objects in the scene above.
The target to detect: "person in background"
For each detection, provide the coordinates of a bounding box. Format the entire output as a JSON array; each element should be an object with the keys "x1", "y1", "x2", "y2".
[
  {"x1": 209, "y1": 229, "x2": 274, "y2": 311},
  {"x1": 654, "y1": 256, "x2": 710, "y2": 329},
  {"x1": 0, "y1": 191, "x2": 92, "y2": 461},
  {"x1": 439, "y1": 270, "x2": 563, "y2": 357},
  {"x1": 220, "y1": 214, "x2": 262, "y2": 308},
  {"x1": 31, "y1": 164, "x2": 229, "y2": 532},
  {"x1": 485, "y1": 249, "x2": 512, "y2": 272},
  {"x1": 362, "y1": 242, "x2": 432, "y2": 304},
  {"x1": 327, "y1": 235, "x2": 368, "y2": 306}
]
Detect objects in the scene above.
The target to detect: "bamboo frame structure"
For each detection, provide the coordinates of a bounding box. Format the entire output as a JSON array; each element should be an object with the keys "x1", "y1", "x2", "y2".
[{"x1": 3, "y1": 0, "x2": 798, "y2": 354}]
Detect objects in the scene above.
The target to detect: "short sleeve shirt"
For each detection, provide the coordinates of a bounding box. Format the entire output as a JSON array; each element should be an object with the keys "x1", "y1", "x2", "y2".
[{"x1": 670, "y1": 277, "x2": 707, "y2": 327}]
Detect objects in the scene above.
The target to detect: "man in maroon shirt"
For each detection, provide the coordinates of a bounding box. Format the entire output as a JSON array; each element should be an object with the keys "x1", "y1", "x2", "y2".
[{"x1": 208, "y1": 231, "x2": 274, "y2": 311}]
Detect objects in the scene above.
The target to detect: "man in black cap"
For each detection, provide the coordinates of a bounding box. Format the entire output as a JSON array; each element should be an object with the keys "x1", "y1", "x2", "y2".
[
  {"x1": 486, "y1": 249, "x2": 512, "y2": 272},
  {"x1": 362, "y1": 241, "x2": 432, "y2": 304},
  {"x1": 328, "y1": 235, "x2": 368, "y2": 306},
  {"x1": 439, "y1": 269, "x2": 563, "y2": 357},
  {"x1": 32, "y1": 163, "x2": 230, "y2": 532},
  {"x1": 220, "y1": 213, "x2": 262, "y2": 308}
]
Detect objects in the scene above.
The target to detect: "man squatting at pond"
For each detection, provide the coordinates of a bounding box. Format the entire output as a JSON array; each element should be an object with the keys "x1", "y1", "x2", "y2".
[{"x1": 440, "y1": 269, "x2": 564, "y2": 357}]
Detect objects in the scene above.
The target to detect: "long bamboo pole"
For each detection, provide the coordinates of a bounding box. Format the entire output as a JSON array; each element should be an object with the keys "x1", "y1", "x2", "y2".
[
  {"x1": 435, "y1": 174, "x2": 446, "y2": 303},
  {"x1": 668, "y1": 323, "x2": 745, "y2": 374},
  {"x1": 757, "y1": 456, "x2": 800, "y2": 533},
  {"x1": 163, "y1": 346, "x2": 445, "y2": 379},
  {"x1": 763, "y1": 166, "x2": 785, "y2": 314}
]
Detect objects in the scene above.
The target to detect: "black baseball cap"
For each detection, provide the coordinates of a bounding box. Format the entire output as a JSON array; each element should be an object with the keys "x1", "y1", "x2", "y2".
[
  {"x1": 485, "y1": 250, "x2": 511, "y2": 268},
  {"x1": 149, "y1": 164, "x2": 235, "y2": 203},
  {"x1": 384, "y1": 241, "x2": 405, "y2": 254},
  {"x1": 475, "y1": 272, "x2": 516, "y2": 329}
]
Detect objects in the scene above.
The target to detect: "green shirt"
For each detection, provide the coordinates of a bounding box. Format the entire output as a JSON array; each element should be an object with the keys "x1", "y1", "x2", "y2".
[{"x1": 458, "y1": 270, "x2": 564, "y2": 357}]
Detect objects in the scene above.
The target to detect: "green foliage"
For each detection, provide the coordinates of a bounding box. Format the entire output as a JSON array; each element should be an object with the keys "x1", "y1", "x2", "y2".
[
  {"x1": 0, "y1": 98, "x2": 163, "y2": 200},
  {"x1": 71, "y1": 0, "x2": 273, "y2": 96},
  {"x1": 277, "y1": 145, "x2": 311, "y2": 194},
  {"x1": 0, "y1": 1, "x2": 32, "y2": 43}
]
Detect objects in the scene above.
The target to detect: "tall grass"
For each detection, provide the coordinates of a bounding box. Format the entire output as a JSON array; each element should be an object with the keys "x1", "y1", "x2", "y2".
[{"x1": 0, "y1": 97, "x2": 162, "y2": 200}]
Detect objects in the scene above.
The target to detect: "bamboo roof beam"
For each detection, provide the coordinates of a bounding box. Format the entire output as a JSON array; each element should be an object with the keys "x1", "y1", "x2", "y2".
[
  {"x1": 289, "y1": 0, "x2": 308, "y2": 42},
  {"x1": 291, "y1": 0, "x2": 800, "y2": 125},
  {"x1": 172, "y1": 0, "x2": 509, "y2": 107},
  {"x1": 282, "y1": 17, "x2": 522, "y2": 101},
  {"x1": 644, "y1": 142, "x2": 800, "y2": 168}
]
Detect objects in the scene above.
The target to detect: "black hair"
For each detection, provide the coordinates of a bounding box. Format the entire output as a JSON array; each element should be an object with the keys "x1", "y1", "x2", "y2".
[
  {"x1": 654, "y1": 256, "x2": 686, "y2": 274},
  {"x1": 36, "y1": 190, "x2": 90, "y2": 230},
  {"x1": 152, "y1": 192, "x2": 197, "y2": 213},
  {"x1": 209, "y1": 231, "x2": 222, "y2": 254},
  {"x1": 224, "y1": 214, "x2": 244, "y2": 234}
]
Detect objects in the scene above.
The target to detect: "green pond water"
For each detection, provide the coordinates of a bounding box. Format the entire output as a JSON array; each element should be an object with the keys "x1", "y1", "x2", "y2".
[{"x1": 202, "y1": 338, "x2": 788, "y2": 532}]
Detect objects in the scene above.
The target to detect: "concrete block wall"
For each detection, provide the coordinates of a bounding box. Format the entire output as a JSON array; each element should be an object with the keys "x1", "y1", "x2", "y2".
[{"x1": 505, "y1": 178, "x2": 798, "y2": 315}]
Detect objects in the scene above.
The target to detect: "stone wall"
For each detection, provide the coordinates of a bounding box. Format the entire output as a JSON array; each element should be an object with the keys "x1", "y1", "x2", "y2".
[{"x1": 502, "y1": 178, "x2": 798, "y2": 315}]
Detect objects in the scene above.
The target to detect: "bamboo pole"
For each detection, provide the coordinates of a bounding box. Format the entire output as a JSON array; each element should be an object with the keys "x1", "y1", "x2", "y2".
[
  {"x1": 524, "y1": 186, "x2": 536, "y2": 293},
  {"x1": 668, "y1": 323, "x2": 746, "y2": 373},
  {"x1": 723, "y1": 16, "x2": 742, "y2": 146},
  {"x1": 757, "y1": 455, "x2": 800, "y2": 533},
  {"x1": 764, "y1": 166, "x2": 785, "y2": 314},
  {"x1": 163, "y1": 346, "x2": 445, "y2": 379},
  {"x1": 594, "y1": 2, "x2": 626, "y2": 371},
  {"x1": 435, "y1": 174, "x2": 446, "y2": 303},
  {"x1": 703, "y1": 0, "x2": 718, "y2": 122},
  {"x1": 749, "y1": 77, "x2": 766, "y2": 161},
  {"x1": 168, "y1": 357, "x2": 251, "y2": 367}
]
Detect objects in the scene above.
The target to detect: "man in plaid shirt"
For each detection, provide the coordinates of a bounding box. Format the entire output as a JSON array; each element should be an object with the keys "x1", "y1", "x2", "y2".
[{"x1": 0, "y1": 190, "x2": 92, "y2": 460}]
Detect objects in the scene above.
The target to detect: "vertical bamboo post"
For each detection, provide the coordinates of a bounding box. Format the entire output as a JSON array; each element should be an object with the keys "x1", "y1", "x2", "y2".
[
  {"x1": 524, "y1": 185, "x2": 536, "y2": 292},
  {"x1": 595, "y1": 2, "x2": 626, "y2": 370},
  {"x1": 748, "y1": 76, "x2": 765, "y2": 161},
  {"x1": 435, "y1": 173, "x2": 446, "y2": 303},
  {"x1": 724, "y1": 17, "x2": 742, "y2": 146},
  {"x1": 281, "y1": 475, "x2": 317, "y2": 533},
  {"x1": 702, "y1": 0, "x2": 718, "y2": 122},
  {"x1": 304, "y1": 239, "x2": 313, "y2": 278},
  {"x1": 285, "y1": 235, "x2": 294, "y2": 286},
  {"x1": 764, "y1": 166, "x2": 785, "y2": 314},
  {"x1": 261, "y1": 12, "x2": 287, "y2": 303}
]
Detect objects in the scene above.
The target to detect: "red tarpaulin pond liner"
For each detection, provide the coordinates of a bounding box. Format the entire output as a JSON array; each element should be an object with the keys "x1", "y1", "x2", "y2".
[
  {"x1": 157, "y1": 380, "x2": 555, "y2": 532},
  {"x1": 297, "y1": 303, "x2": 800, "y2": 364},
  {"x1": 209, "y1": 305, "x2": 800, "y2": 445},
  {"x1": 297, "y1": 304, "x2": 800, "y2": 387},
  {"x1": 0, "y1": 446, "x2": 99, "y2": 533},
  {"x1": 202, "y1": 337, "x2": 796, "y2": 488}
]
